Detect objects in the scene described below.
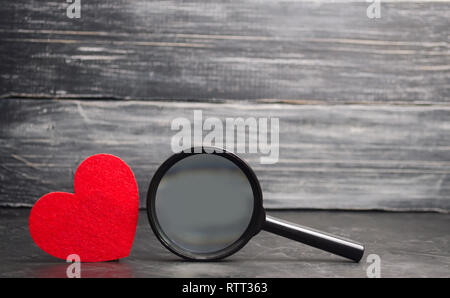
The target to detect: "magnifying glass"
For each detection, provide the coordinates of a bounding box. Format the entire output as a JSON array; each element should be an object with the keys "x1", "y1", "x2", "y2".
[{"x1": 146, "y1": 147, "x2": 364, "y2": 262}]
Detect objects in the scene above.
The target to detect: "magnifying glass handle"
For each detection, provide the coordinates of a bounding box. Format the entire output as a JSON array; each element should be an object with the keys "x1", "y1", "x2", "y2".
[{"x1": 263, "y1": 215, "x2": 364, "y2": 262}]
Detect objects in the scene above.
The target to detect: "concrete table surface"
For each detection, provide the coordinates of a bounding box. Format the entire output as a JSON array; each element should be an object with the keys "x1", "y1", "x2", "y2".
[{"x1": 0, "y1": 209, "x2": 448, "y2": 278}]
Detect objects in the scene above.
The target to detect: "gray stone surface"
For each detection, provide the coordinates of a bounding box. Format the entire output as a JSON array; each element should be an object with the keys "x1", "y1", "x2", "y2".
[{"x1": 0, "y1": 209, "x2": 448, "y2": 278}]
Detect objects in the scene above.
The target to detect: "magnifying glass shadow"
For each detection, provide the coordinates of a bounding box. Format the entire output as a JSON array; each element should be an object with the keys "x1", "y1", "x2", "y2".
[
  {"x1": 240, "y1": 243, "x2": 362, "y2": 264},
  {"x1": 141, "y1": 253, "x2": 354, "y2": 264}
]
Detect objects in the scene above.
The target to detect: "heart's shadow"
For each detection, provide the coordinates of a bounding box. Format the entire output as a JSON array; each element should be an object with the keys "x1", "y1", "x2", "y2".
[{"x1": 27, "y1": 259, "x2": 134, "y2": 278}]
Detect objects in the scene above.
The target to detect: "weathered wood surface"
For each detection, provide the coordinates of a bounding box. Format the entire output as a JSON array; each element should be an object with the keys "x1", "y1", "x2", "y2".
[
  {"x1": 1, "y1": 99, "x2": 449, "y2": 211},
  {"x1": 0, "y1": 0, "x2": 449, "y2": 103},
  {"x1": 0, "y1": 1, "x2": 449, "y2": 211}
]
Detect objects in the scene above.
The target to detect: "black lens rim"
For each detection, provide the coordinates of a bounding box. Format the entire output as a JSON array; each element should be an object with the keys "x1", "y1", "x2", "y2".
[{"x1": 146, "y1": 146, "x2": 264, "y2": 261}]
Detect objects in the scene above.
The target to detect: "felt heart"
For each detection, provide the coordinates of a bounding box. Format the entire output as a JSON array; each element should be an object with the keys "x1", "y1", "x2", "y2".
[{"x1": 29, "y1": 154, "x2": 139, "y2": 262}]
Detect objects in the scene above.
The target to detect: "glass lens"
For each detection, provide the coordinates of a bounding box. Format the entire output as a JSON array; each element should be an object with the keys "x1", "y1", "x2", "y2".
[{"x1": 154, "y1": 154, "x2": 254, "y2": 255}]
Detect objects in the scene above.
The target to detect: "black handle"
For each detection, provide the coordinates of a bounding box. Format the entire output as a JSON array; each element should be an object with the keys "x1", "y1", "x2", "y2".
[{"x1": 263, "y1": 215, "x2": 364, "y2": 262}]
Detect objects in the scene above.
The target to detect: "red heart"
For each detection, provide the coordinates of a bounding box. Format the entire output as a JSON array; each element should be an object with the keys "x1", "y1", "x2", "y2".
[{"x1": 29, "y1": 154, "x2": 139, "y2": 262}]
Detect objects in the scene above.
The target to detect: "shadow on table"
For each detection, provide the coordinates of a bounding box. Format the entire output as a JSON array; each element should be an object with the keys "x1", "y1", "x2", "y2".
[{"x1": 27, "y1": 260, "x2": 134, "y2": 278}]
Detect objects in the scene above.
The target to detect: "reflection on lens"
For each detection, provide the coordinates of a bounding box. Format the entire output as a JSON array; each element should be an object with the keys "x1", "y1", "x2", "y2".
[{"x1": 155, "y1": 154, "x2": 254, "y2": 254}]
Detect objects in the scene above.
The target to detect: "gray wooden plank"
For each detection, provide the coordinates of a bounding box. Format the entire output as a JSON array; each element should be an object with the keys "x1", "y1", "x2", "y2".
[
  {"x1": 0, "y1": 0, "x2": 449, "y2": 103},
  {"x1": 1, "y1": 99, "x2": 449, "y2": 211}
]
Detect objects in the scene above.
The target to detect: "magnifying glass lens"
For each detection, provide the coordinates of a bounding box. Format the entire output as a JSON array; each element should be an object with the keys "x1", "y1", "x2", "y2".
[{"x1": 154, "y1": 154, "x2": 254, "y2": 254}]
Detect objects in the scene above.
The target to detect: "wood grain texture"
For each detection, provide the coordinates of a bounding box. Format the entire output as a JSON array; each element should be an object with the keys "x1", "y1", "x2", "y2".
[
  {"x1": 0, "y1": 0, "x2": 449, "y2": 102},
  {"x1": 0, "y1": 1, "x2": 448, "y2": 211},
  {"x1": 1, "y1": 99, "x2": 449, "y2": 211}
]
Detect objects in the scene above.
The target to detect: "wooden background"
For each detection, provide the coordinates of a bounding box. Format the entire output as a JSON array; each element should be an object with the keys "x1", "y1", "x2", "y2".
[{"x1": 0, "y1": 0, "x2": 449, "y2": 211}]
